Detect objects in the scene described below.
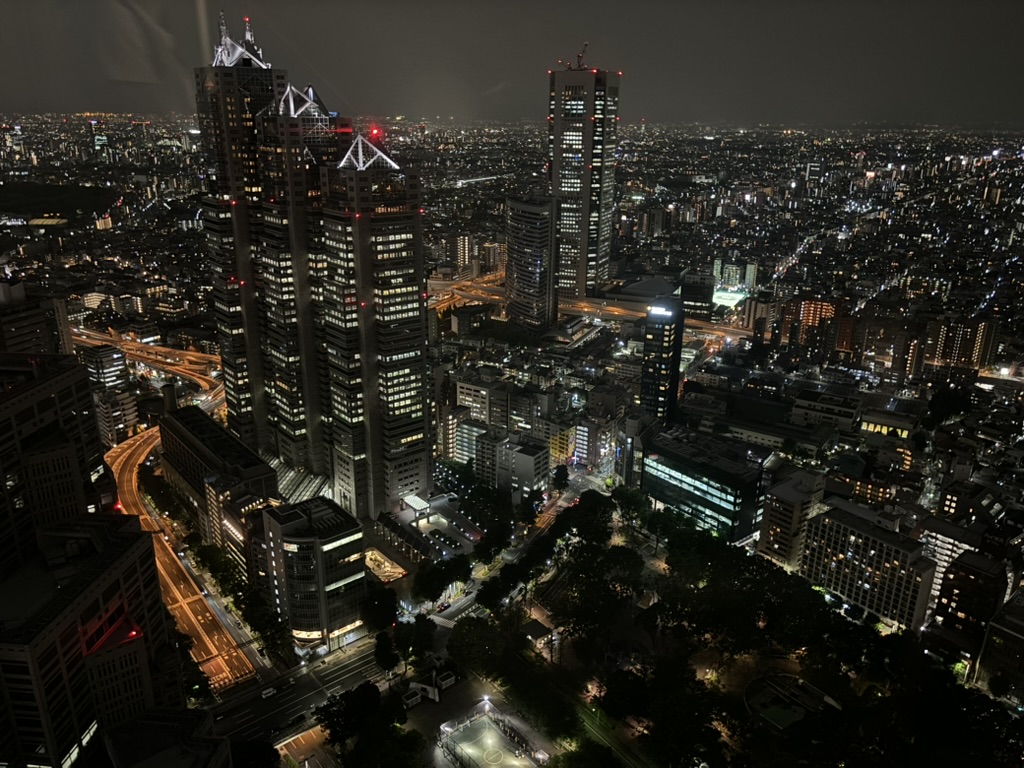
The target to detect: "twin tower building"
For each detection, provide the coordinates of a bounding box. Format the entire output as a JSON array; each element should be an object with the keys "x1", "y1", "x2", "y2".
[{"x1": 196, "y1": 17, "x2": 621, "y2": 520}]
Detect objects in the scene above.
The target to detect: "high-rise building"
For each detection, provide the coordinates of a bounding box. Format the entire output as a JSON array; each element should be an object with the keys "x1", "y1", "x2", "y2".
[
  {"x1": 196, "y1": 18, "x2": 432, "y2": 520},
  {"x1": 0, "y1": 355, "x2": 108, "y2": 577},
  {"x1": 679, "y1": 269, "x2": 715, "y2": 322},
  {"x1": 79, "y1": 344, "x2": 130, "y2": 393},
  {"x1": 933, "y1": 315, "x2": 998, "y2": 370},
  {"x1": 256, "y1": 84, "x2": 350, "y2": 473},
  {"x1": 757, "y1": 469, "x2": 826, "y2": 571},
  {"x1": 195, "y1": 15, "x2": 287, "y2": 447},
  {"x1": 547, "y1": 64, "x2": 620, "y2": 299},
  {"x1": 640, "y1": 301, "x2": 683, "y2": 422},
  {"x1": 322, "y1": 136, "x2": 430, "y2": 519},
  {"x1": 0, "y1": 280, "x2": 72, "y2": 355},
  {"x1": 505, "y1": 196, "x2": 558, "y2": 334},
  {"x1": 0, "y1": 515, "x2": 184, "y2": 768}
]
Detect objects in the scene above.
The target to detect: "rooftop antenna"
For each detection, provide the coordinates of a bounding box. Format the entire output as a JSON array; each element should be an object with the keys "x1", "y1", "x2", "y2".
[
  {"x1": 218, "y1": 10, "x2": 227, "y2": 41},
  {"x1": 244, "y1": 15, "x2": 254, "y2": 43}
]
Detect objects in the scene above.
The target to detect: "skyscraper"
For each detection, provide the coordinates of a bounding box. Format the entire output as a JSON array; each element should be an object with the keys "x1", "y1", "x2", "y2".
[
  {"x1": 505, "y1": 196, "x2": 557, "y2": 334},
  {"x1": 547, "y1": 64, "x2": 620, "y2": 299},
  {"x1": 322, "y1": 136, "x2": 430, "y2": 519},
  {"x1": 256, "y1": 84, "x2": 350, "y2": 473},
  {"x1": 195, "y1": 15, "x2": 286, "y2": 448},
  {"x1": 196, "y1": 17, "x2": 429, "y2": 520},
  {"x1": 640, "y1": 301, "x2": 683, "y2": 422}
]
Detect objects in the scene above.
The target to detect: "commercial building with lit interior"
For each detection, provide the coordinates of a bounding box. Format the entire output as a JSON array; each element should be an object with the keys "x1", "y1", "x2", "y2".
[
  {"x1": 642, "y1": 427, "x2": 766, "y2": 542},
  {"x1": 263, "y1": 496, "x2": 367, "y2": 654}
]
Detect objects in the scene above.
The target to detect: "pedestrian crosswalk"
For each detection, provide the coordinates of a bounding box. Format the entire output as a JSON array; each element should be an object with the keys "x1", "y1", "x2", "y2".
[{"x1": 430, "y1": 614, "x2": 456, "y2": 629}]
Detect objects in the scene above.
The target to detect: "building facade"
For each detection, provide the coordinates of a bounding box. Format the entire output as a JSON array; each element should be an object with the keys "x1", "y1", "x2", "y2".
[
  {"x1": 195, "y1": 15, "x2": 287, "y2": 448},
  {"x1": 160, "y1": 405, "x2": 278, "y2": 545},
  {"x1": 0, "y1": 516, "x2": 183, "y2": 768},
  {"x1": 255, "y1": 84, "x2": 350, "y2": 474},
  {"x1": 0, "y1": 280, "x2": 72, "y2": 355},
  {"x1": 0, "y1": 355, "x2": 108, "y2": 577},
  {"x1": 321, "y1": 136, "x2": 431, "y2": 519},
  {"x1": 505, "y1": 196, "x2": 557, "y2": 333},
  {"x1": 639, "y1": 301, "x2": 683, "y2": 422},
  {"x1": 642, "y1": 427, "x2": 766, "y2": 542},
  {"x1": 757, "y1": 469, "x2": 826, "y2": 571},
  {"x1": 799, "y1": 500, "x2": 935, "y2": 631}
]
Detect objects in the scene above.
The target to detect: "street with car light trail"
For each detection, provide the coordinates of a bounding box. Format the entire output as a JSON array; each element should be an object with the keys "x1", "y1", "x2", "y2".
[{"x1": 95, "y1": 329, "x2": 259, "y2": 693}]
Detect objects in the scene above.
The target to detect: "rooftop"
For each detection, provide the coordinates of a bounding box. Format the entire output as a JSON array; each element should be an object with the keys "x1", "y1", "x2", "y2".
[
  {"x1": 162, "y1": 406, "x2": 270, "y2": 473},
  {"x1": 0, "y1": 515, "x2": 148, "y2": 643}
]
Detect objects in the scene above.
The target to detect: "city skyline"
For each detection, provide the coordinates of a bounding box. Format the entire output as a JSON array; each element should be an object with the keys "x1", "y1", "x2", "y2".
[
  {"x1": 4, "y1": 3, "x2": 1024, "y2": 763},
  {"x1": 1, "y1": 1, "x2": 1022, "y2": 127}
]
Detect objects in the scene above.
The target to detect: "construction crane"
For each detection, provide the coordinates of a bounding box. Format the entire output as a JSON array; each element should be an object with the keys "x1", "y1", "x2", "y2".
[{"x1": 557, "y1": 41, "x2": 589, "y2": 70}]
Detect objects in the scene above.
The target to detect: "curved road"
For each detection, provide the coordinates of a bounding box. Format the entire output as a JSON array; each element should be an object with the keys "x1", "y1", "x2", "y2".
[{"x1": 104, "y1": 380, "x2": 255, "y2": 692}]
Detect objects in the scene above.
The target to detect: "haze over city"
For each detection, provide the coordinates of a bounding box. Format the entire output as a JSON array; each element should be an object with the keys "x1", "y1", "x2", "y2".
[{"x1": 2, "y1": 0, "x2": 1022, "y2": 125}]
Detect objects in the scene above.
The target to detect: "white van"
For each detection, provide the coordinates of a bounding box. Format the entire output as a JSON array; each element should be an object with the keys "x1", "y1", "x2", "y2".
[{"x1": 261, "y1": 687, "x2": 276, "y2": 699}]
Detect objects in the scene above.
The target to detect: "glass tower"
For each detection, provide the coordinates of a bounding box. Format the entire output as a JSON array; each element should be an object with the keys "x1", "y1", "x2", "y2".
[{"x1": 547, "y1": 66, "x2": 620, "y2": 299}]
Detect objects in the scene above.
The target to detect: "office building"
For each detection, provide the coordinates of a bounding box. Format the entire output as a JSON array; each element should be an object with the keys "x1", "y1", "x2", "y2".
[
  {"x1": 160, "y1": 405, "x2": 278, "y2": 545},
  {"x1": 640, "y1": 301, "x2": 683, "y2": 422},
  {"x1": 263, "y1": 496, "x2": 367, "y2": 653},
  {"x1": 455, "y1": 375, "x2": 510, "y2": 430},
  {"x1": 94, "y1": 390, "x2": 139, "y2": 449},
  {"x1": 195, "y1": 14, "x2": 287, "y2": 447},
  {"x1": 0, "y1": 515, "x2": 184, "y2": 768},
  {"x1": 642, "y1": 427, "x2": 766, "y2": 542},
  {"x1": 505, "y1": 196, "x2": 558, "y2": 334},
  {"x1": 800, "y1": 499, "x2": 935, "y2": 631},
  {"x1": 322, "y1": 135, "x2": 430, "y2": 519},
  {"x1": 790, "y1": 390, "x2": 862, "y2": 434},
  {"x1": 679, "y1": 270, "x2": 714, "y2": 322},
  {"x1": 79, "y1": 344, "x2": 130, "y2": 393},
  {"x1": 757, "y1": 469, "x2": 826, "y2": 571},
  {"x1": 454, "y1": 419, "x2": 489, "y2": 466},
  {"x1": 204, "y1": 475, "x2": 266, "y2": 587},
  {"x1": 547, "y1": 64, "x2": 620, "y2": 299},
  {"x1": 0, "y1": 355, "x2": 108, "y2": 577}
]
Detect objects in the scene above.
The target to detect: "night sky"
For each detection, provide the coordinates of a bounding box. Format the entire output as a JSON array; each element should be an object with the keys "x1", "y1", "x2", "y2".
[{"x1": 3, "y1": 0, "x2": 1022, "y2": 126}]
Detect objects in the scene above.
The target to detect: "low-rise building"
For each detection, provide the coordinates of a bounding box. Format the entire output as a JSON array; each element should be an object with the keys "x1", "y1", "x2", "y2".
[{"x1": 642, "y1": 427, "x2": 767, "y2": 542}]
